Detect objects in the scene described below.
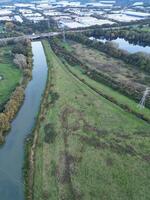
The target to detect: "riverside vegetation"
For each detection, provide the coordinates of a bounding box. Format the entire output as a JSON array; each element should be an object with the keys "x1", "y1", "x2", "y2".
[
  {"x1": 26, "y1": 40, "x2": 150, "y2": 200},
  {"x1": 0, "y1": 38, "x2": 32, "y2": 143},
  {"x1": 86, "y1": 27, "x2": 150, "y2": 46}
]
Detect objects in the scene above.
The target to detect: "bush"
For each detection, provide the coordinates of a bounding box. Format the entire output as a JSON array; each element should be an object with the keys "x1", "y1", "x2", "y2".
[
  {"x1": 50, "y1": 91, "x2": 59, "y2": 104},
  {"x1": 44, "y1": 123, "x2": 56, "y2": 143}
]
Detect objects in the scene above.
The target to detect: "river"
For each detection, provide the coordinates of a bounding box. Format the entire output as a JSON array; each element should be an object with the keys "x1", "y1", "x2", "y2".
[
  {"x1": 0, "y1": 41, "x2": 48, "y2": 200},
  {"x1": 89, "y1": 37, "x2": 150, "y2": 54}
]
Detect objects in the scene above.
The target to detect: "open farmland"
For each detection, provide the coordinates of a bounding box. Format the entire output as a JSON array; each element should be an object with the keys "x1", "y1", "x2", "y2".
[
  {"x1": 0, "y1": 45, "x2": 21, "y2": 109},
  {"x1": 31, "y1": 40, "x2": 150, "y2": 200}
]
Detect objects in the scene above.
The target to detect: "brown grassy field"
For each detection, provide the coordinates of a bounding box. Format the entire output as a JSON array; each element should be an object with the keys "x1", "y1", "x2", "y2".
[{"x1": 71, "y1": 42, "x2": 150, "y2": 88}]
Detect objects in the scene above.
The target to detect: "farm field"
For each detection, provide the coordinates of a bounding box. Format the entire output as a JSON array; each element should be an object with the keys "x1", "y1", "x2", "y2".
[
  {"x1": 32, "y1": 40, "x2": 150, "y2": 200},
  {"x1": 0, "y1": 45, "x2": 22, "y2": 109}
]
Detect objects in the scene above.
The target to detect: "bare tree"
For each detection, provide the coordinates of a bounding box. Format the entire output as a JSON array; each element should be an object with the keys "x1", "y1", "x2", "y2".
[{"x1": 13, "y1": 54, "x2": 27, "y2": 69}]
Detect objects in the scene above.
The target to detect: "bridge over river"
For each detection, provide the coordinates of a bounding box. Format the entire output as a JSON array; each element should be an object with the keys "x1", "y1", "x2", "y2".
[{"x1": 0, "y1": 29, "x2": 90, "y2": 43}]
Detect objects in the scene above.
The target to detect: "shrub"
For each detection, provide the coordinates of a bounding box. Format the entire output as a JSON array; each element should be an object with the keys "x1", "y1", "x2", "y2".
[
  {"x1": 44, "y1": 123, "x2": 56, "y2": 143},
  {"x1": 50, "y1": 91, "x2": 59, "y2": 104}
]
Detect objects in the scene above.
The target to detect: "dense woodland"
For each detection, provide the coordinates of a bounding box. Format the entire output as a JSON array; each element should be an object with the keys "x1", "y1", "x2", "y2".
[{"x1": 0, "y1": 18, "x2": 56, "y2": 38}]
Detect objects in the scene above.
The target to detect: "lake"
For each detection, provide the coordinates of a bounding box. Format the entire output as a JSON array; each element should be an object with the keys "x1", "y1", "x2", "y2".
[{"x1": 89, "y1": 37, "x2": 150, "y2": 54}]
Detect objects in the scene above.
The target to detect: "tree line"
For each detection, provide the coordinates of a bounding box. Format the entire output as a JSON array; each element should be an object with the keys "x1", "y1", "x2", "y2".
[
  {"x1": 86, "y1": 28, "x2": 150, "y2": 46},
  {"x1": 0, "y1": 18, "x2": 55, "y2": 39},
  {"x1": 0, "y1": 39, "x2": 33, "y2": 143}
]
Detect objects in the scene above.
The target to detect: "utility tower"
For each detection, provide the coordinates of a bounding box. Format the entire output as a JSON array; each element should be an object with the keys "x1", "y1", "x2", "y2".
[
  {"x1": 62, "y1": 26, "x2": 66, "y2": 43},
  {"x1": 57, "y1": 22, "x2": 66, "y2": 42},
  {"x1": 138, "y1": 87, "x2": 150, "y2": 109}
]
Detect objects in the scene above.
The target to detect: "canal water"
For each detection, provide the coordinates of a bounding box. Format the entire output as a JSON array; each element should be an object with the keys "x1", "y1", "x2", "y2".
[
  {"x1": 0, "y1": 41, "x2": 48, "y2": 200},
  {"x1": 89, "y1": 37, "x2": 150, "y2": 54}
]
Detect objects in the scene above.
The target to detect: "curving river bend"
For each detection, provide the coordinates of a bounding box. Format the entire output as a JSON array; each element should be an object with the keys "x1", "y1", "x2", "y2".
[{"x1": 0, "y1": 41, "x2": 48, "y2": 200}]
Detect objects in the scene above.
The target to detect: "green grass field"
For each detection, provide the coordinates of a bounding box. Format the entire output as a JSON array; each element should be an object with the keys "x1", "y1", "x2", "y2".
[
  {"x1": 0, "y1": 46, "x2": 21, "y2": 108},
  {"x1": 32, "y1": 40, "x2": 150, "y2": 200},
  {"x1": 64, "y1": 61, "x2": 150, "y2": 121},
  {"x1": 54, "y1": 39, "x2": 150, "y2": 121}
]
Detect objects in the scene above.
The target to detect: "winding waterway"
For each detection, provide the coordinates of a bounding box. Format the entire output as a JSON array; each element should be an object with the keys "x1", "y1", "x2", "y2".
[{"x1": 0, "y1": 41, "x2": 48, "y2": 200}]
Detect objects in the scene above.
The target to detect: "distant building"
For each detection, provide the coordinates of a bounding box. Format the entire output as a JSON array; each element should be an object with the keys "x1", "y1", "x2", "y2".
[
  {"x1": 123, "y1": 10, "x2": 150, "y2": 18},
  {"x1": 116, "y1": 0, "x2": 150, "y2": 6}
]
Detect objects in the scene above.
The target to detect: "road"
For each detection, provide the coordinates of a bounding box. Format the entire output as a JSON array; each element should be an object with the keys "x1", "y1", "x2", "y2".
[
  {"x1": 0, "y1": 24, "x2": 142, "y2": 43},
  {"x1": 0, "y1": 32, "x2": 61, "y2": 43},
  {"x1": 0, "y1": 29, "x2": 90, "y2": 43}
]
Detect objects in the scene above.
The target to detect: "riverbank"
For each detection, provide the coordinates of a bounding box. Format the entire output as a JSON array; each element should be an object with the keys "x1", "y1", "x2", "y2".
[
  {"x1": 24, "y1": 40, "x2": 52, "y2": 200},
  {"x1": 0, "y1": 40, "x2": 33, "y2": 144}
]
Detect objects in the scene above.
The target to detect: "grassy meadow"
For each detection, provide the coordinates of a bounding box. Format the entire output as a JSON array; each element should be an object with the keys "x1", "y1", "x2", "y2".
[
  {"x1": 54, "y1": 39, "x2": 150, "y2": 121},
  {"x1": 32, "y1": 40, "x2": 150, "y2": 200},
  {"x1": 0, "y1": 45, "x2": 21, "y2": 109}
]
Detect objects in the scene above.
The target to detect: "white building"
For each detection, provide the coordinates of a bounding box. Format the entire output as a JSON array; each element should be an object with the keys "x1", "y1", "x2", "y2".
[
  {"x1": 123, "y1": 10, "x2": 150, "y2": 18},
  {"x1": 0, "y1": 9, "x2": 12, "y2": 16},
  {"x1": 14, "y1": 15, "x2": 23, "y2": 23}
]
